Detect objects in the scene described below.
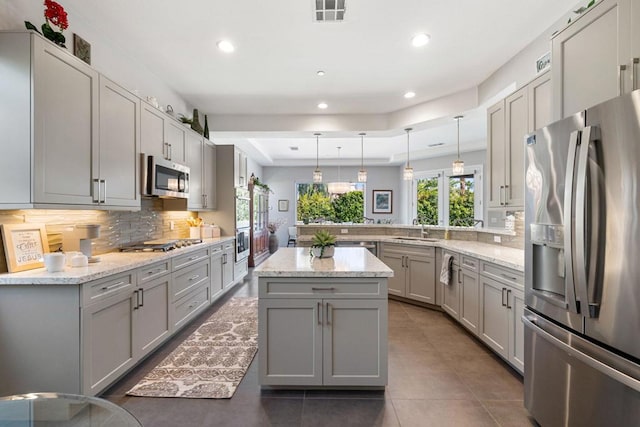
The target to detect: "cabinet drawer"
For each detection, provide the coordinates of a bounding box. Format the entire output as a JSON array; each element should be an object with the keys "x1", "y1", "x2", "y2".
[
  {"x1": 461, "y1": 255, "x2": 478, "y2": 272},
  {"x1": 173, "y1": 283, "x2": 210, "y2": 329},
  {"x1": 210, "y1": 244, "x2": 223, "y2": 256},
  {"x1": 83, "y1": 272, "x2": 135, "y2": 306},
  {"x1": 259, "y1": 278, "x2": 386, "y2": 299},
  {"x1": 235, "y1": 259, "x2": 248, "y2": 277},
  {"x1": 480, "y1": 261, "x2": 523, "y2": 289},
  {"x1": 382, "y1": 243, "x2": 434, "y2": 258},
  {"x1": 172, "y1": 248, "x2": 209, "y2": 270},
  {"x1": 137, "y1": 260, "x2": 170, "y2": 284},
  {"x1": 172, "y1": 260, "x2": 210, "y2": 301}
]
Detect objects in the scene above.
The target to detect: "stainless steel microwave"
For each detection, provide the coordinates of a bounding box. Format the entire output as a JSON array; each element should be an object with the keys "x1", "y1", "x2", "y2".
[{"x1": 142, "y1": 154, "x2": 190, "y2": 198}]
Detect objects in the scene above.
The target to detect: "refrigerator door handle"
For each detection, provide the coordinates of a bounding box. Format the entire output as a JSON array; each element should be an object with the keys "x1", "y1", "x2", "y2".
[
  {"x1": 563, "y1": 130, "x2": 581, "y2": 314},
  {"x1": 522, "y1": 314, "x2": 640, "y2": 393},
  {"x1": 575, "y1": 126, "x2": 601, "y2": 318}
]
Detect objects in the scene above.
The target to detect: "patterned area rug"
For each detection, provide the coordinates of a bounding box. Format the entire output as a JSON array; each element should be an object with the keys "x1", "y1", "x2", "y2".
[{"x1": 126, "y1": 297, "x2": 257, "y2": 399}]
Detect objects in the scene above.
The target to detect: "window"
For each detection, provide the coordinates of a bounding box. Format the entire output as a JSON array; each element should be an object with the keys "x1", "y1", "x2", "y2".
[
  {"x1": 296, "y1": 182, "x2": 365, "y2": 223},
  {"x1": 414, "y1": 166, "x2": 482, "y2": 226}
]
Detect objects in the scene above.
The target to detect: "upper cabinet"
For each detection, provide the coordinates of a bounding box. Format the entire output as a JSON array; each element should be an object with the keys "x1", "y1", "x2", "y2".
[
  {"x1": 186, "y1": 134, "x2": 217, "y2": 211},
  {"x1": 551, "y1": 0, "x2": 637, "y2": 119},
  {"x1": 235, "y1": 149, "x2": 248, "y2": 188},
  {"x1": 0, "y1": 32, "x2": 140, "y2": 209},
  {"x1": 487, "y1": 71, "x2": 550, "y2": 209},
  {"x1": 140, "y1": 103, "x2": 186, "y2": 164}
]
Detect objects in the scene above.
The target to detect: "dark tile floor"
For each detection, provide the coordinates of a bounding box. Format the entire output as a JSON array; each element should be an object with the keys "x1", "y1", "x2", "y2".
[{"x1": 102, "y1": 270, "x2": 536, "y2": 426}]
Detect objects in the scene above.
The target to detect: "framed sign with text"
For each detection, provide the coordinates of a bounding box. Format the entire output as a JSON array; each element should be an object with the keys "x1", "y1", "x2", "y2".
[{"x1": 1, "y1": 224, "x2": 49, "y2": 272}]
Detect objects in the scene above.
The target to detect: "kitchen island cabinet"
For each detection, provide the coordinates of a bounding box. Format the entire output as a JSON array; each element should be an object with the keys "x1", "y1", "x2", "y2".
[{"x1": 254, "y1": 247, "x2": 393, "y2": 388}]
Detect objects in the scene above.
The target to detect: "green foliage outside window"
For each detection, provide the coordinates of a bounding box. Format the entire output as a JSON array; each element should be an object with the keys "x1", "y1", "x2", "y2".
[
  {"x1": 296, "y1": 183, "x2": 364, "y2": 223},
  {"x1": 448, "y1": 176, "x2": 474, "y2": 226},
  {"x1": 331, "y1": 191, "x2": 364, "y2": 223},
  {"x1": 416, "y1": 178, "x2": 439, "y2": 225}
]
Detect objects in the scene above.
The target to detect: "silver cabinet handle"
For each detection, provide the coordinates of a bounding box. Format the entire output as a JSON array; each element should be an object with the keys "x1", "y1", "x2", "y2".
[
  {"x1": 163, "y1": 142, "x2": 169, "y2": 159},
  {"x1": 458, "y1": 268, "x2": 462, "y2": 285},
  {"x1": 500, "y1": 273, "x2": 517, "y2": 281},
  {"x1": 563, "y1": 130, "x2": 581, "y2": 315},
  {"x1": 100, "y1": 179, "x2": 106, "y2": 204},
  {"x1": 619, "y1": 64, "x2": 627, "y2": 95},
  {"x1": 133, "y1": 290, "x2": 139, "y2": 310},
  {"x1": 633, "y1": 58, "x2": 639, "y2": 90},
  {"x1": 317, "y1": 302, "x2": 322, "y2": 324},
  {"x1": 503, "y1": 185, "x2": 509, "y2": 205},
  {"x1": 101, "y1": 281, "x2": 126, "y2": 291},
  {"x1": 501, "y1": 287, "x2": 506, "y2": 307},
  {"x1": 506, "y1": 289, "x2": 512, "y2": 309},
  {"x1": 499, "y1": 185, "x2": 504, "y2": 206},
  {"x1": 326, "y1": 302, "x2": 332, "y2": 325},
  {"x1": 169, "y1": 143, "x2": 173, "y2": 160},
  {"x1": 139, "y1": 288, "x2": 144, "y2": 307},
  {"x1": 189, "y1": 274, "x2": 200, "y2": 282},
  {"x1": 312, "y1": 287, "x2": 335, "y2": 291},
  {"x1": 188, "y1": 256, "x2": 199, "y2": 261},
  {"x1": 92, "y1": 178, "x2": 100, "y2": 203}
]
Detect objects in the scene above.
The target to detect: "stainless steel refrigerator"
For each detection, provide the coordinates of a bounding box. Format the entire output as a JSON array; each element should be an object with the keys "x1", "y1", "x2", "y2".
[{"x1": 524, "y1": 90, "x2": 640, "y2": 426}]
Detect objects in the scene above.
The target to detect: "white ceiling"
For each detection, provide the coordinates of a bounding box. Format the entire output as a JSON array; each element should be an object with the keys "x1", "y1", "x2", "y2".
[{"x1": 64, "y1": 0, "x2": 577, "y2": 165}]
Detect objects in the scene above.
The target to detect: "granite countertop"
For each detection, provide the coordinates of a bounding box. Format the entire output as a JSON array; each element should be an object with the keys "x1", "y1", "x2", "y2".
[
  {"x1": 253, "y1": 247, "x2": 394, "y2": 278},
  {"x1": 0, "y1": 237, "x2": 235, "y2": 285}
]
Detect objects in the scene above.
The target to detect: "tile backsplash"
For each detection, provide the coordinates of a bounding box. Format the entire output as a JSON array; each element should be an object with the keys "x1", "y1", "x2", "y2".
[{"x1": 0, "y1": 199, "x2": 195, "y2": 255}]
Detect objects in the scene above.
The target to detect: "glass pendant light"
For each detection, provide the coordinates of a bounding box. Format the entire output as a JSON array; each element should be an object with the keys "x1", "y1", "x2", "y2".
[
  {"x1": 452, "y1": 115, "x2": 464, "y2": 175},
  {"x1": 313, "y1": 133, "x2": 322, "y2": 183},
  {"x1": 358, "y1": 132, "x2": 367, "y2": 182},
  {"x1": 403, "y1": 128, "x2": 414, "y2": 180},
  {"x1": 327, "y1": 146, "x2": 351, "y2": 194}
]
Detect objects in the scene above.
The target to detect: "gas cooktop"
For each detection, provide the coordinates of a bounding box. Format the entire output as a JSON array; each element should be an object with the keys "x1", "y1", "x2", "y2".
[{"x1": 120, "y1": 238, "x2": 203, "y2": 252}]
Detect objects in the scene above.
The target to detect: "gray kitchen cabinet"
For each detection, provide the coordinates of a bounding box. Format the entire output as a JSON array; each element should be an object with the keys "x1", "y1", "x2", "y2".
[
  {"x1": 203, "y1": 140, "x2": 217, "y2": 210},
  {"x1": 478, "y1": 262, "x2": 524, "y2": 373},
  {"x1": 210, "y1": 244, "x2": 225, "y2": 301},
  {"x1": 527, "y1": 70, "x2": 552, "y2": 132},
  {"x1": 441, "y1": 250, "x2": 461, "y2": 319},
  {"x1": 380, "y1": 243, "x2": 436, "y2": 304},
  {"x1": 487, "y1": 100, "x2": 506, "y2": 209},
  {"x1": 552, "y1": 0, "x2": 632, "y2": 120},
  {"x1": 186, "y1": 131, "x2": 205, "y2": 210},
  {"x1": 258, "y1": 278, "x2": 388, "y2": 387},
  {"x1": 459, "y1": 255, "x2": 480, "y2": 336},
  {"x1": 171, "y1": 255, "x2": 211, "y2": 330},
  {"x1": 135, "y1": 262, "x2": 172, "y2": 355},
  {"x1": 223, "y1": 242, "x2": 235, "y2": 289},
  {"x1": 141, "y1": 101, "x2": 186, "y2": 163},
  {"x1": 235, "y1": 149, "x2": 248, "y2": 187},
  {"x1": 97, "y1": 76, "x2": 141, "y2": 208}
]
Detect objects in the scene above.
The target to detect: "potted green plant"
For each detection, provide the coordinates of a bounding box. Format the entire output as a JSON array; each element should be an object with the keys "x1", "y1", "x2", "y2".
[{"x1": 310, "y1": 229, "x2": 336, "y2": 258}]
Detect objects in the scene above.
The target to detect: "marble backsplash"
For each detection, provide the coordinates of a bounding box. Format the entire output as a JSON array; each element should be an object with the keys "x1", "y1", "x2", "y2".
[{"x1": 0, "y1": 199, "x2": 195, "y2": 255}]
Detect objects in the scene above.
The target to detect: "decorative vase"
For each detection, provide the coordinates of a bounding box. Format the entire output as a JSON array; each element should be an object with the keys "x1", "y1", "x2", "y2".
[
  {"x1": 269, "y1": 232, "x2": 279, "y2": 254},
  {"x1": 203, "y1": 115, "x2": 210, "y2": 139},
  {"x1": 311, "y1": 245, "x2": 334, "y2": 258},
  {"x1": 191, "y1": 108, "x2": 204, "y2": 135}
]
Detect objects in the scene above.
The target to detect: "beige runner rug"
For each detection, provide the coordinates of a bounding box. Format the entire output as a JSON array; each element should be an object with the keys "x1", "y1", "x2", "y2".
[{"x1": 126, "y1": 297, "x2": 257, "y2": 399}]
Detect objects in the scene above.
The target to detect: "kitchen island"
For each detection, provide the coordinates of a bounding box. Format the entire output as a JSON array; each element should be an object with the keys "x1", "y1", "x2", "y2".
[{"x1": 254, "y1": 247, "x2": 393, "y2": 388}]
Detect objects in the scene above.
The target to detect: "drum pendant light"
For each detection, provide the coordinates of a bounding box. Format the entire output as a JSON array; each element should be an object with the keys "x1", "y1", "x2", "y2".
[
  {"x1": 313, "y1": 133, "x2": 322, "y2": 183},
  {"x1": 327, "y1": 146, "x2": 351, "y2": 194},
  {"x1": 403, "y1": 128, "x2": 414, "y2": 180},
  {"x1": 358, "y1": 132, "x2": 367, "y2": 182},
  {"x1": 452, "y1": 116, "x2": 464, "y2": 175}
]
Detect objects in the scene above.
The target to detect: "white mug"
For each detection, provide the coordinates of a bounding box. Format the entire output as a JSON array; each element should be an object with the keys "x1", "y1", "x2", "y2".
[
  {"x1": 71, "y1": 254, "x2": 89, "y2": 268},
  {"x1": 44, "y1": 253, "x2": 66, "y2": 273},
  {"x1": 65, "y1": 251, "x2": 82, "y2": 266}
]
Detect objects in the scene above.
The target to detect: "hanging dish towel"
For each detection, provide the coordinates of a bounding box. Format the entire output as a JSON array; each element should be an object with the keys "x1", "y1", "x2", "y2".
[{"x1": 440, "y1": 254, "x2": 453, "y2": 285}]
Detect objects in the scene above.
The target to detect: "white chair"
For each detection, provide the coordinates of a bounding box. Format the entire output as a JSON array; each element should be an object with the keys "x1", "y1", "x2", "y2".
[{"x1": 287, "y1": 227, "x2": 297, "y2": 247}]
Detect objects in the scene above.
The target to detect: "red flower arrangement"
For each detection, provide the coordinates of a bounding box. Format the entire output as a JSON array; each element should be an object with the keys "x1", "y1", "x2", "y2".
[{"x1": 25, "y1": 0, "x2": 69, "y2": 48}]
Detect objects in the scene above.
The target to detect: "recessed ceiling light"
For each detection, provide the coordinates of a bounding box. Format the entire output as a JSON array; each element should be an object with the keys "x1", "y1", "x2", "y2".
[
  {"x1": 318, "y1": 102, "x2": 328, "y2": 109},
  {"x1": 217, "y1": 40, "x2": 235, "y2": 53},
  {"x1": 317, "y1": 70, "x2": 325, "y2": 76},
  {"x1": 289, "y1": 146, "x2": 299, "y2": 151},
  {"x1": 404, "y1": 91, "x2": 416, "y2": 99},
  {"x1": 411, "y1": 33, "x2": 430, "y2": 47}
]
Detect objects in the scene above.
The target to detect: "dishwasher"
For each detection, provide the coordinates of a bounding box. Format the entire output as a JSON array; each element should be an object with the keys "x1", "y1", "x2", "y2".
[{"x1": 334, "y1": 240, "x2": 378, "y2": 257}]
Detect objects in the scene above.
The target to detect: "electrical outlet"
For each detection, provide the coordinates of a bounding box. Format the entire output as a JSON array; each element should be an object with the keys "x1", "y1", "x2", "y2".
[
  {"x1": 341, "y1": 229, "x2": 348, "y2": 234},
  {"x1": 493, "y1": 235, "x2": 501, "y2": 243},
  {"x1": 169, "y1": 220, "x2": 175, "y2": 231}
]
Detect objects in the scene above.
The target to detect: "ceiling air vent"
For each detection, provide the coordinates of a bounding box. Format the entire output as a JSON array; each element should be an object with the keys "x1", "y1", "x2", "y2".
[
  {"x1": 428, "y1": 142, "x2": 445, "y2": 147},
  {"x1": 314, "y1": 0, "x2": 346, "y2": 21}
]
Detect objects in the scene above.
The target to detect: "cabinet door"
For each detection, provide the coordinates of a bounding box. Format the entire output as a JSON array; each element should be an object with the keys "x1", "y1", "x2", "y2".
[
  {"x1": 210, "y1": 248, "x2": 224, "y2": 302},
  {"x1": 258, "y1": 299, "x2": 323, "y2": 385},
  {"x1": 479, "y1": 276, "x2": 509, "y2": 359},
  {"x1": 505, "y1": 87, "x2": 528, "y2": 207},
  {"x1": 82, "y1": 291, "x2": 136, "y2": 395},
  {"x1": 140, "y1": 102, "x2": 167, "y2": 159},
  {"x1": 632, "y1": 0, "x2": 640, "y2": 89},
  {"x1": 166, "y1": 121, "x2": 186, "y2": 163},
  {"x1": 222, "y1": 247, "x2": 235, "y2": 288},
  {"x1": 33, "y1": 36, "x2": 98, "y2": 205},
  {"x1": 203, "y1": 141, "x2": 217, "y2": 209},
  {"x1": 323, "y1": 299, "x2": 387, "y2": 386},
  {"x1": 406, "y1": 255, "x2": 436, "y2": 304},
  {"x1": 186, "y1": 132, "x2": 204, "y2": 210},
  {"x1": 98, "y1": 76, "x2": 140, "y2": 208},
  {"x1": 136, "y1": 275, "x2": 171, "y2": 357},
  {"x1": 528, "y1": 71, "x2": 552, "y2": 133},
  {"x1": 508, "y1": 286, "x2": 525, "y2": 373},
  {"x1": 442, "y1": 265, "x2": 461, "y2": 320},
  {"x1": 460, "y1": 268, "x2": 480, "y2": 336},
  {"x1": 381, "y1": 251, "x2": 406, "y2": 297},
  {"x1": 487, "y1": 100, "x2": 506, "y2": 208},
  {"x1": 235, "y1": 149, "x2": 248, "y2": 187},
  {"x1": 552, "y1": 0, "x2": 630, "y2": 119}
]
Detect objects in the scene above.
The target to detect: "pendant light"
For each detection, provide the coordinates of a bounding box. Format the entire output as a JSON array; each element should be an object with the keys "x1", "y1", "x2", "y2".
[
  {"x1": 452, "y1": 115, "x2": 464, "y2": 175},
  {"x1": 313, "y1": 132, "x2": 322, "y2": 183},
  {"x1": 358, "y1": 132, "x2": 367, "y2": 182},
  {"x1": 327, "y1": 146, "x2": 351, "y2": 194},
  {"x1": 403, "y1": 128, "x2": 414, "y2": 180}
]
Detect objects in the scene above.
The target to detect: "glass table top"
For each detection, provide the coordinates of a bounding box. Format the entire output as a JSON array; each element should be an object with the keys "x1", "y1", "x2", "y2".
[{"x1": 0, "y1": 392, "x2": 141, "y2": 426}]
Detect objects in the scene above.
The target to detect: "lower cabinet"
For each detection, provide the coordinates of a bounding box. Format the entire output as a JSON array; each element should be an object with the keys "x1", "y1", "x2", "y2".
[
  {"x1": 381, "y1": 243, "x2": 436, "y2": 304},
  {"x1": 478, "y1": 264, "x2": 525, "y2": 373},
  {"x1": 223, "y1": 243, "x2": 235, "y2": 288},
  {"x1": 258, "y1": 278, "x2": 388, "y2": 387},
  {"x1": 459, "y1": 256, "x2": 480, "y2": 336},
  {"x1": 210, "y1": 244, "x2": 225, "y2": 300},
  {"x1": 441, "y1": 250, "x2": 461, "y2": 319},
  {"x1": 171, "y1": 257, "x2": 211, "y2": 331}
]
